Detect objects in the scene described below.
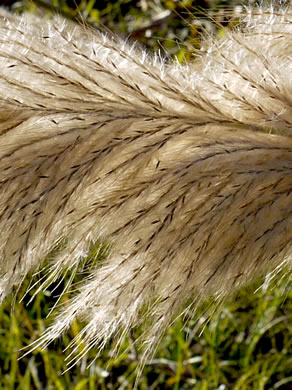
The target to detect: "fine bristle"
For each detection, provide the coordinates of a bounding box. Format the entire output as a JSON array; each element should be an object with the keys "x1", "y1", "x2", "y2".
[{"x1": 0, "y1": 6, "x2": 291, "y2": 366}]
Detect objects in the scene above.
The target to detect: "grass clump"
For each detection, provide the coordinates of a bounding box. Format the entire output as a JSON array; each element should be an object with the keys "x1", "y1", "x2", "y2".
[{"x1": 1, "y1": 267, "x2": 291, "y2": 389}]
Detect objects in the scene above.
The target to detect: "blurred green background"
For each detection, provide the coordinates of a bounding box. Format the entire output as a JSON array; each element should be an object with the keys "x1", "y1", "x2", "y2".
[{"x1": 1, "y1": 1, "x2": 291, "y2": 389}]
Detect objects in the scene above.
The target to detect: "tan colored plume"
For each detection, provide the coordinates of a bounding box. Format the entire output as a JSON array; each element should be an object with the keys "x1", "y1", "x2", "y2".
[{"x1": 0, "y1": 6, "x2": 291, "y2": 364}]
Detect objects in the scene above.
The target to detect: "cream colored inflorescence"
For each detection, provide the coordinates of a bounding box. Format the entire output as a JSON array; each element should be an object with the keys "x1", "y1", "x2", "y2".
[{"x1": 0, "y1": 7, "x2": 291, "y2": 363}]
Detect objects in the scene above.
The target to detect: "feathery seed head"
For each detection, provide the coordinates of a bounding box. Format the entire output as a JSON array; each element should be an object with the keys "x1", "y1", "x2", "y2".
[{"x1": 0, "y1": 6, "x2": 291, "y2": 366}]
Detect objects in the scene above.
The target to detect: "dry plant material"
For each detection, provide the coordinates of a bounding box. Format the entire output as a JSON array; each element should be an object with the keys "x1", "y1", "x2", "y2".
[{"x1": 0, "y1": 7, "x2": 291, "y2": 364}]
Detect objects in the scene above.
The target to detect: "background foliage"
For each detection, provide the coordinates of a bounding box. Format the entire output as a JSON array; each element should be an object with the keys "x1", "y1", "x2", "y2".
[{"x1": 1, "y1": 1, "x2": 292, "y2": 389}]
